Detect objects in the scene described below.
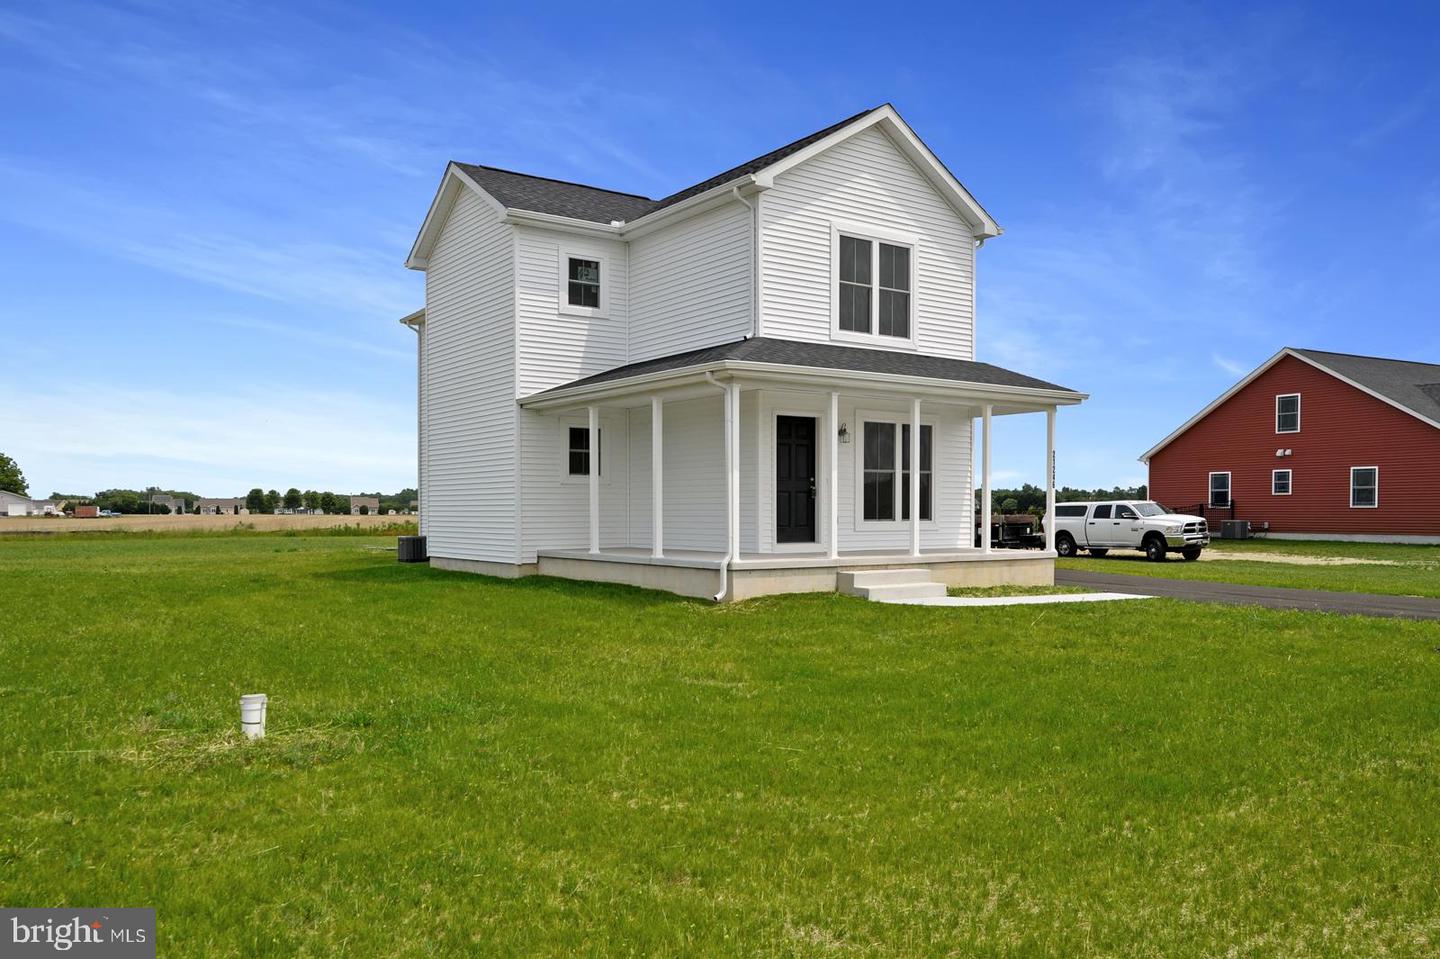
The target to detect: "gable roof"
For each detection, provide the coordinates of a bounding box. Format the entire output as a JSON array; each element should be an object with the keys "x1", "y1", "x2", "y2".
[
  {"x1": 409, "y1": 105, "x2": 998, "y2": 266},
  {"x1": 523, "y1": 336, "x2": 1082, "y2": 404},
  {"x1": 1140, "y1": 347, "x2": 1440, "y2": 463}
]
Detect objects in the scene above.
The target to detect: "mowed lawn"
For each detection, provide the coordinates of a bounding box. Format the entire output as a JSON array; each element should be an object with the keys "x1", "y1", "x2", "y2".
[
  {"x1": 3, "y1": 536, "x2": 1440, "y2": 956},
  {"x1": 1060, "y1": 538, "x2": 1440, "y2": 598}
]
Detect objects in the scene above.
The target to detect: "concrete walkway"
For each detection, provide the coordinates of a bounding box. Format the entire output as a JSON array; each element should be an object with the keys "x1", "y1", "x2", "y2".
[
  {"x1": 875, "y1": 591, "x2": 1154, "y2": 607},
  {"x1": 1056, "y1": 569, "x2": 1440, "y2": 621}
]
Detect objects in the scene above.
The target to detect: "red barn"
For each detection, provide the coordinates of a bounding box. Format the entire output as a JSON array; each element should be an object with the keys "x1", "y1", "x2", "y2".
[{"x1": 1142, "y1": 348, "x2": 1440, "y2": 543}]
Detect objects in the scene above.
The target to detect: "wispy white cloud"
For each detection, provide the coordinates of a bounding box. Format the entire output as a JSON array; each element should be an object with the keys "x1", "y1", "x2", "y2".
[
  {"x1": 1211, "y1": 353, "x2": 1249, "y2": 377},
  {"x1": 0, "y1": 379, "x2": 414, "y2": 497}
]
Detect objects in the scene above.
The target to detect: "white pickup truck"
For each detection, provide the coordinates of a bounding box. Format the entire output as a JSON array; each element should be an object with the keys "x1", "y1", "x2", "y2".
[{"x1": 1052, "y1": 500, "x2": 1209, "y2": 562}]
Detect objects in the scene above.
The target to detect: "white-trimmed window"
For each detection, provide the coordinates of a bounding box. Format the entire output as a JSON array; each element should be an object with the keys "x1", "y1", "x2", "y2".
[
  {"x1": 1276, "y1": 394, "x2": 1301, "y2": 433},
  {"x1": 1350, "y1": 467, "x2": 1378, "y2": 508},
  {"x1": 1272, "y1": 469, "x2": 1292, "y2": 495},
  {"x1": 861, "y1": 419, "x2": 933, "y2": 522},
  {"x1": 558, "y1": 250, "x2": 608, "y2": 317},
  {"x1": 833, "y1": 225, "x2": 915, "y2": 344},
  {"x1": 567, "y1": 426, "x2": 601, "y2": 477},
  {"x1": 1208, "y1": 471, "x2": 1231, "y2": 508}
]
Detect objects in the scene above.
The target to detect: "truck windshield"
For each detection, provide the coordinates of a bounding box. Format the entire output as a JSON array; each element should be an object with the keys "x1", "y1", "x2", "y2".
[{"x1": 1133, "y1": 502, "x2": 1166, "y2": 517}]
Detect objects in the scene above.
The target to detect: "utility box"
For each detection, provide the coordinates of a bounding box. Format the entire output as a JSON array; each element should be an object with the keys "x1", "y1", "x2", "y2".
[
  {"x1": 397, "y1": 535, "x2": 428, "y2": 563},
  {"x1": 1220, "y1": 520, "x2": 1251, "y2": 540}
]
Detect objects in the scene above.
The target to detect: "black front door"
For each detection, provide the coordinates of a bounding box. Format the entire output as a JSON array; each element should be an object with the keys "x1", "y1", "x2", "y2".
[{"x1": 776, "y1": 415, "x2": 817, "y2": 543}]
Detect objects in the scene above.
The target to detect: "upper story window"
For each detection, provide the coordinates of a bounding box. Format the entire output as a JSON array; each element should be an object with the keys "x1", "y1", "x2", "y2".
[
  {"x1": 833, "y1": 226, "x2": 915, "y2": 345},
  {"x1": 558, "y1": 250, "x2": 607, "y2": 317},
  {"x1": 1276, "y1": 394, "x2": 1301, "y2": 433}
]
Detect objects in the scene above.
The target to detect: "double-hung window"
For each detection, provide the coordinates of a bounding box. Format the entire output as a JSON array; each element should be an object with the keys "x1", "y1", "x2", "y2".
[
  {"x1": 1350, "y1": 467, "x2": 1378, "y2": 508},
  {"x1": 1272, "y1": 469, "x2": 1292, "y2": 495},
  {"x1": 567, "y1": 426, "x2": 601, "y2": 477},
  {"x1": 836, "y1": 229, "x2": 913, "y2": 342},
  {"x1": 861, "y1": 419, "x2": 933, "y2": 522},
  {"x1": 1276, "y1": 394, "x2": 1301, "y2": 433},
  {"x1": 559, "y1": 251, "x2": 607, "y2": 316},
  {"x1": 1208, "y1": 471, "x2": 1231, "y2": 508}
]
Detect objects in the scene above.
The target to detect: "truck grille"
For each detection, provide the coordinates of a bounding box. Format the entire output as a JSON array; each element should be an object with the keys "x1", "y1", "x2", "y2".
[{"x1": 1183, "y1": 521, "x2": 1207, "y2": 534}]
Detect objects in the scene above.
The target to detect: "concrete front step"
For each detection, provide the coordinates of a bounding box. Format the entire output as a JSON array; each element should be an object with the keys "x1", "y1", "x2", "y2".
[
  {"x1": 856, "y1": 582, "x2": 950, "y2": 602},
  {"x1": 837, "y1": 568, "x2": 935, "y2": 594}
]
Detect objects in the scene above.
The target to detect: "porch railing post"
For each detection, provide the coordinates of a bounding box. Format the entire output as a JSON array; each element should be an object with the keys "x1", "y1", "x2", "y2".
[
  {"x1": 981, "y1": 404, "x2": 993, "y2": 554},
  {"x1": 910, "y1": 397, "x2": 921, "y2": 557},
  {"x1": 828, "y1": 391, "x2": 839, "y2": 560},
  {"x1": 1045, "y1": 406, "x2": 1056, "y2": 554},
  {"x1": 588, "y1": 404, "x2": 600, "y2": 555},
  {"x1": 651, "y1": 395, "x2": 663, "y2": 559}
]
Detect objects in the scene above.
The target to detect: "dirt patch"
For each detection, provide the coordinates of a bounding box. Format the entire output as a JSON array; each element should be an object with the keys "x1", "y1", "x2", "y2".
[{"x1": 1203, "y1": 550, "x2": 1406, "y2": 567}]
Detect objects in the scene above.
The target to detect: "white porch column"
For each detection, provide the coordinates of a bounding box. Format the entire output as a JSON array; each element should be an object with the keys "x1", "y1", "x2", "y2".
[
  {"x1": 910, "y1": 397, "x2": 921, "y2": 557},
  {"x1": 981, "y1": 404, "x2": 993, "y2": 554},
  {"x1": 828, "y1": 391, "x2": 839, "y2": 560},
  {"x1": 726, "y1": 383, "x2": 740, "y2": 563},
  {"x1": 651, "y1": 395, "x2": 663, "y2": 559},
  {"x1": 1045, "y1": 406, "x2": 1057, "y2": 553},
  {"x1": 587, "y1": 404, "x2": 600, "y2": 555}
]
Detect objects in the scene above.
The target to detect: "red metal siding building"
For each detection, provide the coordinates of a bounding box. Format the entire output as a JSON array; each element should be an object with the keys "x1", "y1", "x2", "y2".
[{"x1": 1143, "y1": 349, "x2": 1440, "y2": 540}]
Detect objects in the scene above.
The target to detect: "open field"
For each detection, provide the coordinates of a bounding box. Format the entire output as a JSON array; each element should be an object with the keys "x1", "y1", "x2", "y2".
[
  {"x1": 1061, "y1": 537, "x2": 1440, "y2": 598},
  {"x1": 3, "y1": 535, "x2": 1440, "y2": 955},
  {"x1": 0, "y1": 512, "x2": 413, "y2": 535}
]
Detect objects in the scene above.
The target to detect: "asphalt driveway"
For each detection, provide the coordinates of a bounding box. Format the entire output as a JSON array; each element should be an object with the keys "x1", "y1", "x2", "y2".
[{"x1": 1055, "y1": 569, "x2": 1440, "y2": 621}]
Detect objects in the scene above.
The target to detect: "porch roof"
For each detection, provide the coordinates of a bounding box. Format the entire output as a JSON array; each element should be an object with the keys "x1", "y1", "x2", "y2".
[{"x1": 521, "y1": 336, "x2": 1085, "y2": 409}]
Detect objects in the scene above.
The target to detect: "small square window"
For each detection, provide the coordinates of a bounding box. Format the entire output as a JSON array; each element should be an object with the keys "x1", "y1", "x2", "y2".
[
  {"x1": 567, "y1": 258, "x2": 601, "y2": 309},
  {"x1": 568, "y1": 426, "x2": 601, "y2": 476},
  {"x1": 1272, "y1": 469, "x2": 1291, "y2": 495}
]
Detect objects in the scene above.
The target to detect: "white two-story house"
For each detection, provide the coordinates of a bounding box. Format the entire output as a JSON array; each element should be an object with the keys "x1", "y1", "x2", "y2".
[{"x1": 400, "y1": 105, "x2": 1085, "y2": 601}]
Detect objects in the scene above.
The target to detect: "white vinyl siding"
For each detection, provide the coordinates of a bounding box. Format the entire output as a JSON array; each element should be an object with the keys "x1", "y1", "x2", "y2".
[
  {"x1": 628, "y1": 201, "x2": 752, "y2": 363},
  {"x1": 518, "y1": 408, "x2": 629, "y2": 560},
  {"x1": 515, "y1": 225, "x2": 628, "y2": 395},
  {"x1": 422, "y1": 188, "x2": 518, "y2": 563},
  {"x1": 759, "y1": 125, "x2": 976, "y2": 359}
]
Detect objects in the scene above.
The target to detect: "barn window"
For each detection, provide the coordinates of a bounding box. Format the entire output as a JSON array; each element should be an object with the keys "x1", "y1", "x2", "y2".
[
  {"x1": 1208, "y1": 471, "x2": 1231, "y2": 508},
  {"x1": 1272, "y1": 469, "x2": 1291, "y2": 495},
  {"x1": 1350, "y1": 467, "x2": 1378, "y2": 508},
  {"x1": 1276, "y1": 394, "x2": 1301, "y2": 433}
]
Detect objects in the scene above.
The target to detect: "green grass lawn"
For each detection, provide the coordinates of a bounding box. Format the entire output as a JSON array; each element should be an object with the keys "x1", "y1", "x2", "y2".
[
  {"x1": 1061, "y1": 541, "x2": 1440, "y2": 598},
  {"x1": 4, "y1": 536, "x2": 1440, "y2": 956}
]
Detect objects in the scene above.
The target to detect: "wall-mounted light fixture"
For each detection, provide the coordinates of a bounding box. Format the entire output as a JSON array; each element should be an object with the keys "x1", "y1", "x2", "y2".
[{"x1": 838, "y1": 422, "x2": 851, "y2": 444}]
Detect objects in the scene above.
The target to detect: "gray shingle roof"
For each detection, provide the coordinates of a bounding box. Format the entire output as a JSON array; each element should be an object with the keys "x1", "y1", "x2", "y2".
[
  {"x1": 530, "y1": 336, "x2": 1079, "y2": 397},
  {"x1": 452, "y1": 106, "x2": 886, "y2": 226},
  {"x1": 1292, "y1": 348, "x2": 1440, "y2": 425}
]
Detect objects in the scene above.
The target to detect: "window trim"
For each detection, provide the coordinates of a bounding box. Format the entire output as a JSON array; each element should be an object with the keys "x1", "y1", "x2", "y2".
[
  {"x1": 1208, "y1": 471, "x2": 1231, "y2": 508},
  {"x1": 557, "y1": 248, "x2": 610, "y2": 319},
  {"x1": 1271, "y1": 468, "x2": 1292, "y2": 496},
  {"x1": 1349, "y1": 466, "x2": 1378, "y2": 509},
  {"x1": 852, "y1": 408, "x2": 937, "y2": 528},
  {"x1": 830, "y1": 222, "x2": 918, "y2": 349},
  {"x1": 560, "y1": 418, "x2": 611, "y2": 486},
  {"x1": 1275, "y1": 393, "x2": 1301, "y2": 434}
]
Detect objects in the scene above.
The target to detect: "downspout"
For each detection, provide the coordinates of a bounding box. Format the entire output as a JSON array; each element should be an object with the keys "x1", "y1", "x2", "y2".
[
  {"x1": 705, "y1": 371, "x2": 733, "y2": 602},
  {"x1": 731, "y1": 186, "x2": 759, "y2": 339},
  {"x1": 400, "y1": 311, "x2": 425, "y2": 534}
]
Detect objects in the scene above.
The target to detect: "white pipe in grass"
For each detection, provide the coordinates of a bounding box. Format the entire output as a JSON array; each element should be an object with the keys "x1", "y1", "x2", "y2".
[{"x1": 240, "y1": 693, "x2": 268, "y2": 739}]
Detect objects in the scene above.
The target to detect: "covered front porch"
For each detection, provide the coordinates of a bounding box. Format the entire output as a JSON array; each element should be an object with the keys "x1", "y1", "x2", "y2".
[{"x1": 518, "y1": 338, "x2": 1085, "y2": 601}]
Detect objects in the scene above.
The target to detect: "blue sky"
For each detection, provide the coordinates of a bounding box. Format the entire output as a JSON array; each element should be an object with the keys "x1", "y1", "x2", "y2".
[{"x1": 2, "y1": 1, "x2": 1437, "y2": 498}]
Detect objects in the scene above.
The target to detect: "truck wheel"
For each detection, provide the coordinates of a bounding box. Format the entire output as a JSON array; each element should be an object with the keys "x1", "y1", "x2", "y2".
[
  {"x1": 1182, "y1": 547, "x2": 1202, "y2": 562},
  {"x1": 1055, "y1": 533, "x2": 1077, "y2": 558},
  {"x1": 1088, "y1": 548, "x2": 1109, "y2": 557},
  {"x1": 1144, "y1": 535, "x2": 1167, "y2": 562}
]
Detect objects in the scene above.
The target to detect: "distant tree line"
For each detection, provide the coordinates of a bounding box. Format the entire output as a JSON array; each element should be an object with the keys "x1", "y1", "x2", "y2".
[
  {"x1": 240, "y1": 488, "x2": 418, "y2": 515},
  {"x1": 52, "y1": 487, "x2": 201, "y2": 514},
  {"x1": 983, "y1": 484, "x2": 1150, "y2": 516}
]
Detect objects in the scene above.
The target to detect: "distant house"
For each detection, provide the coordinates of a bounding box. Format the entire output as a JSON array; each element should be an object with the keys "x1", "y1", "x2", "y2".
[
  {"x1": 197, "y1": 498, "x2": 246, "y2": 516},
  {"x1": 349, "y1": 496, "x2": 380, "y2": 515},
  {"x1": 1143, "y1": 348, "x2": 1440, "y2": 543},
  {"x1": 0, "y1": 490, "x2": 54, "y2": 517},
  {"x1": 150, "y1": 494, "x2": 185, "y2": 514}
]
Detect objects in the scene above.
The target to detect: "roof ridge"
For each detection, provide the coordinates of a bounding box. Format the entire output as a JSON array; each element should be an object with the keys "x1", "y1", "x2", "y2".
[
  {"x1": 452, "y1": 162, "x2": 655, "y2": 201},
  {"x1": 1292, "y1": 346, "x2": 1440, "y2": 368}
]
